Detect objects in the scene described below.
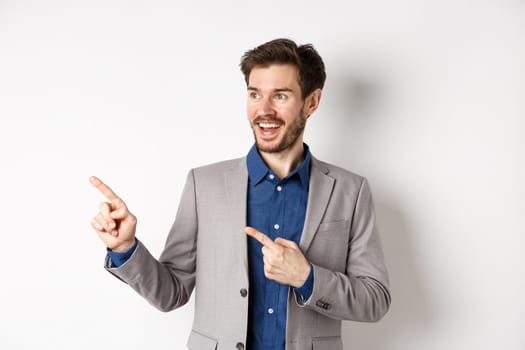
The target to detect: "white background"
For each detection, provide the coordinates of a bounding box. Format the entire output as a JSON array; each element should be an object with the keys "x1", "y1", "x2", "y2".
[{"x1": 1, "y1": 0, "x2": 523, "y2": 349}]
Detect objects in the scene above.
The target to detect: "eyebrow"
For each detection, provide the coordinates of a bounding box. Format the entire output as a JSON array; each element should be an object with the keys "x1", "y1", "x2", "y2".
[{"x1": 247, "y1": 86, "x2": 294, "y2": 93}]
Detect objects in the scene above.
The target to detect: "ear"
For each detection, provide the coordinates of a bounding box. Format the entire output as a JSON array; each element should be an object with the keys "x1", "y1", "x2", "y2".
[{"x1": 304, "y1": 88, "x2": 322, "y2": 118}]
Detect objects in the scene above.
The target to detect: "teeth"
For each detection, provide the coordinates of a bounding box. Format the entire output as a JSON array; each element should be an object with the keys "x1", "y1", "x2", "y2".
[{"x1": 259, "y1": 123, "x2": 280, "y2": 129}]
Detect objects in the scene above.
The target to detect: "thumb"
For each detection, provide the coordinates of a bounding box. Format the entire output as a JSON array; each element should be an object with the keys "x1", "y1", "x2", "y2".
[
  {"x1": 110, "y1": 206, "x2": 129, "y2": 219},
  {"x1": 275, "y1": 237, "x2": 298, "y2": 249}
]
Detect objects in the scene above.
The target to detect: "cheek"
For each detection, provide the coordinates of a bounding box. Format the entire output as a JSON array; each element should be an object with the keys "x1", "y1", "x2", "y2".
[
  {"x1": 246, "y1": 102, "x2": 257, "y2": 116},
  {"x1": 279, "y1": 106, "x2": 302, "y2": 120}
]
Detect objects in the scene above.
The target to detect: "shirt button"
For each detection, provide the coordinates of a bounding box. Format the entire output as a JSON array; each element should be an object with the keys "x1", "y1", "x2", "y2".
[
  {"x1": 236, "y1": 342, "x2": 245, "y2": 350},
  {"x1": 240, "y1": 288, "x2": 248, "y2": 297},
  {"x1": 268, "y1": 307, "x2": 274, "y2": 314},
  {"x1": 276, "y1": 185, "x2": 282, "y2": 192},
  {"x1": 268, "y1": 174, "x2": 275, "y2": 180},
  {"x1": 274, "y1": 224, "x2": 280, "y2": 230}
]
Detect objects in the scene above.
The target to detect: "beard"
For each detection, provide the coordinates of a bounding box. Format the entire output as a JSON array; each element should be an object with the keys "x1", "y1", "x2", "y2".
[{"x1": 251, "y1": 113, "x2": 307, "y2": 153}]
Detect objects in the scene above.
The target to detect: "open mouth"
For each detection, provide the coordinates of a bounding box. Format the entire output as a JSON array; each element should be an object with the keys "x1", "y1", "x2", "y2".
[
  {"x1": 253, "y1": 117, "x2": 284, "y2": 139},
  {"x1": 258, "y1": 122, "x2": 281, "y2": 129},
  {"x1": 257, "y1": 122, "x2": 282, "y2": 139}
]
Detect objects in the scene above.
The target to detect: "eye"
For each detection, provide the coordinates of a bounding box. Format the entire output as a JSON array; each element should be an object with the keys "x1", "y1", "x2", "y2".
[
  {"x1": 249, "y1": 91, "x2": 260, "y2": 100},
  {"x1": 274, "y1": 93, "x2": 287, "y2": 101}
]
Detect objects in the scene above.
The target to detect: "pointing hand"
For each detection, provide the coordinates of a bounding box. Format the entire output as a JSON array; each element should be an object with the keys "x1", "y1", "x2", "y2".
[
  {"x1": 90, "y1": 176, "x2": 137, "y2": 252},
  {"x1": 245, "y1": 227, "x2": 311, "y2": 288}
]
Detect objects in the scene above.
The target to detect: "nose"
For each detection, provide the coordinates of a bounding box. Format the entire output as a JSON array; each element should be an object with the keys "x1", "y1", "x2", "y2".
[{"x1": 256, "y1": 97, "x2": 275, "y2": 117}]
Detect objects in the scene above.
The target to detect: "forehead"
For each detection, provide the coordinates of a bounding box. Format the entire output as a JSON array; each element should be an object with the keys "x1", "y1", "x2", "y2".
[{"x1": 248, "y1": 64, "x2": 301, "y2": 91}]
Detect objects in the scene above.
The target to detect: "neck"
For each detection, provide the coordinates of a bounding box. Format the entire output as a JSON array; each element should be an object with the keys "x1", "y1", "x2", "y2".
[{"x1": 259, "y1": 139, "x2": 305, "y2": 179}]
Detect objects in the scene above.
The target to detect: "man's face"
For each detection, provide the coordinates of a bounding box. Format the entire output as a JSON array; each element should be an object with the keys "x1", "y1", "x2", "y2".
[{"x1": 247, "y1": 64, "x2": 309, "y2": 154}]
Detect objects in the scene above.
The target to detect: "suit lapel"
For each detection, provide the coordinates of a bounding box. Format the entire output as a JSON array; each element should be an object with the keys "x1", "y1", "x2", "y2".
[
  {"x1": 224, "y1": 158, "x2": 249, "y2": 278},
  {"x1": 300, "y1": 157, "x2": 335, "y2": 253}
]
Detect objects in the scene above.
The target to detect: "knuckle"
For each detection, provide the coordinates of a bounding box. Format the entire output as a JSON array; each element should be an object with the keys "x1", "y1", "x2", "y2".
[
  {"x1": 95, "y1": 214, "x2": 105, "y2": 224},
  {"x1": 93, "y1": 214, "x2": 104, "y2": 225},
  {"x1": 90, "y1": 219, "x2": 99, "y2": 229}
]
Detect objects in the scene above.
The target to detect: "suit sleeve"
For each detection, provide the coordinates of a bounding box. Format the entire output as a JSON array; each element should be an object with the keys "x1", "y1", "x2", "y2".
[
  {"x1": 296, "y1": 178, "x2": 391, "y2": 322},
  {"x1": 104, "y1": 170, "x2": 198, "y2": 312}
]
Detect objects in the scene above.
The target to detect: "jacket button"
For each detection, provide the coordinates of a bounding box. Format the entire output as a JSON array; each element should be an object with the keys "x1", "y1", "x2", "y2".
[
  {"x1": 240, "y1": 288, "x2": 248, "y2": 297},
  {"x1": 236, "y1": 342, "x2": 244, "y2": 350}
]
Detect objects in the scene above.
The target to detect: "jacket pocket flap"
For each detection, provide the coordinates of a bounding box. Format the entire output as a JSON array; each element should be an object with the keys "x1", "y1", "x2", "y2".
[
  {"x1": 187, "y1": 330, "x2": 218, "y2": 350},
  {"x1": 317, "y1": 220, "x2": 349, "y2": 233},
  {"x1": 312, "y1": 336, "x2": 343, "y2": 350}
]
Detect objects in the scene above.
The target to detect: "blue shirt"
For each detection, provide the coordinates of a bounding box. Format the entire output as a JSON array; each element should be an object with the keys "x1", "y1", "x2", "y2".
[
  {"x1": 246, "y1": 144, "x2": 313, "y2": 350},
  {"x1": 107, "y1": 144, "x2": 314, "y2": 349}
]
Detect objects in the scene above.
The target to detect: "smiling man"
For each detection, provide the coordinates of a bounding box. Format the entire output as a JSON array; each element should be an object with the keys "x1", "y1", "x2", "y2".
[{"x1": 90, "y1": 38, "x2": 390, "y2": 350}]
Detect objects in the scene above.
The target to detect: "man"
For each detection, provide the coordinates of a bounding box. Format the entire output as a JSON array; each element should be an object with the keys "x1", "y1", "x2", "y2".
[{"x1": 90, "y1": 38, "x2": 390, "y2": 350}]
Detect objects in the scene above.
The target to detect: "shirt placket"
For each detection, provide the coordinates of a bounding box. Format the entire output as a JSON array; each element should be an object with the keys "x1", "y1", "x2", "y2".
[{"x1": 262, "y1": 175, "x2": 286, "y2": 348}]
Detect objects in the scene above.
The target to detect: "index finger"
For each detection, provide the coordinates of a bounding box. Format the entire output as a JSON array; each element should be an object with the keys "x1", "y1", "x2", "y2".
[
  {"x1": 245, "y1": 227, "x2": 279, "y2": 251},
  {"x1": 89, "y1": 176, "x2": 124, "y2": 205}
]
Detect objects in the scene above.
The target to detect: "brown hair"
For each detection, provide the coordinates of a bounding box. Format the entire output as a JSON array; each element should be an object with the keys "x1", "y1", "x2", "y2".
[{"x1": 240, "y1": 38, "x2": 326, "y2": 99}]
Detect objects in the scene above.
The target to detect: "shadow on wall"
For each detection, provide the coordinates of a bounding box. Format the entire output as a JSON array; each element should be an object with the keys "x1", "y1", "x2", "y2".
[
  {"x1": 325, "y1": 72, "x2": 434, "y2": 349},
  {"x1": 342, "y1": 203, "x2": 433, "y2": 349}
]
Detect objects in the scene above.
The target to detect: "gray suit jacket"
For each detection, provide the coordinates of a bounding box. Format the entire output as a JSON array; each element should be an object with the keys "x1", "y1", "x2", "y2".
[{"x1": 106, "y1": 156, "x2": 390, "y2": 350}]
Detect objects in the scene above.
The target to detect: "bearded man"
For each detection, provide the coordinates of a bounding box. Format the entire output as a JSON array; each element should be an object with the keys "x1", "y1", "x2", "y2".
[{"x1": 90, "y1": 38, "x2": 391, "y2": 350}]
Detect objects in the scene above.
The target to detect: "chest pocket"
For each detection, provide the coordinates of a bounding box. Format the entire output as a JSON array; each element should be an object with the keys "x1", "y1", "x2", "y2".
[
  {"x1": 308, "y1": 220, "x2": 350, "y2": 272},
  {"x1": 312, "y1": 336, "x2": 343, "y2": 350}
]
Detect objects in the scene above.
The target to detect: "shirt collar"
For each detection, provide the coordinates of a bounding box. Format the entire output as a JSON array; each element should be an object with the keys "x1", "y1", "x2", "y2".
[{"x1": 246, "y1": 143, "x2": 311, "y2": 189}]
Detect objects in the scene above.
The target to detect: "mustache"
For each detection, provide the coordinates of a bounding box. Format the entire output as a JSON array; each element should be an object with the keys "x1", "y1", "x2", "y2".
[{"x1": 253, "y1": 116, "x2": 284, "y2": 125}]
